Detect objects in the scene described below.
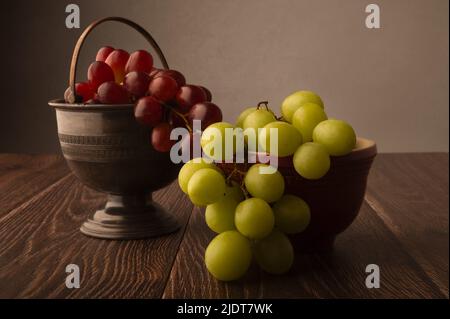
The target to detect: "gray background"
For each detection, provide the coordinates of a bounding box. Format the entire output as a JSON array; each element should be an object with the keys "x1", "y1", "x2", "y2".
[{"x1": 0, "y1": 0, "x2": 448, "y2": 153}]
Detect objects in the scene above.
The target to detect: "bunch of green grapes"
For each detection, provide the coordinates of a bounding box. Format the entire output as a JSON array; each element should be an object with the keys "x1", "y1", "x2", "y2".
[
  {"x1": 177, "y1": 90, "x2": 357, "y2": 281},
  {"x1": 178, "y1": 159, "x2": 312, "y2": 281}
]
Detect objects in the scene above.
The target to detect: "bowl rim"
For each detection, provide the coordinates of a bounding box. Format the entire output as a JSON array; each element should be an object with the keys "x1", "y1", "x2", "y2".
[
  {"x1": 346, "y1": 137, "x2": 377, "y2": 161},
  {"x1": 353, "y1": 137, "x2": 376, "y2": 153},
  {"x1": 249, "y1": 137, "x2": 377, "y2": 166},
  {"x1": 49, "y1": 99, "x2": 134, "y2": 111}
]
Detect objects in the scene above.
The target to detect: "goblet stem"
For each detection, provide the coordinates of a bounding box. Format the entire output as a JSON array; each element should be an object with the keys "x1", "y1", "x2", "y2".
[{"x1": 80, "y1": 193, "x2": 180, "y2": 240}]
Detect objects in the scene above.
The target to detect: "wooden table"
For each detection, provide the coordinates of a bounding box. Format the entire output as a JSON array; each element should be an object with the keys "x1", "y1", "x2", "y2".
[{"x1": 0, "y1": 153, "x2": 448, "y2": 299}]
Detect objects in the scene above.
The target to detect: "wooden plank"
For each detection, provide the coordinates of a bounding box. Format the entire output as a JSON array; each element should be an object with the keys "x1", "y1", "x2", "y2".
[
  {"x1": 365, "y1": 153, "x2": 449, "y2": 297},
  {"x1": 0, "y1": 154, "x2": 70, "y2": 216},
  {"x1": 163, "y1": 203, "x2": 445, "y2": 298},
  {"x1": 0, "y1": 176, "x2": 193, "y2": 298}
]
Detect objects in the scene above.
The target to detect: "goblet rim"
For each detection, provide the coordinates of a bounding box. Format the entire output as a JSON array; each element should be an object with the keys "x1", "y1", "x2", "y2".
[{"x1": 49, "y1": 99, "x2": 134, "y2": 111}]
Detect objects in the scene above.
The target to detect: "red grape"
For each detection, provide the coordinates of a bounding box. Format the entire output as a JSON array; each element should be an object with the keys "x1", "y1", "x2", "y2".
[
  {"x1": 64, "y1": 82, "x2": 95, "y2": 103},
  {"x1": 97, "y1": 81, "x2": 131, "y2": 104},
  {"x1": 163, "y1": 70, "x2": 186, "y2": 87},
  {"x1": 95, "y1": 46, "x2": 114, "y2": 62},
  {"x1": 123, "y1": 71, "x2": 151, "y2": 99},
  {"x1": 151, "y1": 122, "x2": 175, "y2": 152},
  {"x1": 149, "y1": 75, "x2": 179, "y2": 102},
  {"x1": 87, "y1": 61, "x2": 115, "y2": 91},
  {"x1": 175, "y1": 85, "x2": 207, "y2": 113},
  {"x1": 125, "y1": 50, "x2": 154, "y2": 74},
  {"x1": 134, "y1": 96, "x2": 163, "y2": 126},
  {"x1": 105, "y1": 49, "x2": 130, "y2": 84},
  {"x1": 199, "y1": 86, "x2": 212, "y2": 102},
  {"x1": 188, "y1": 102, "x2": 222, "y2": 129}
]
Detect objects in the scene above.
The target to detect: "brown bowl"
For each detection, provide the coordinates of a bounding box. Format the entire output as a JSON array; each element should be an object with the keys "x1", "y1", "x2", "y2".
[
  {"x1": 49, "y1": 100, "x2": 180, "y2": 240},
  {"x1": 221, "y1": 137, "x2": 377, "y2": 252}
]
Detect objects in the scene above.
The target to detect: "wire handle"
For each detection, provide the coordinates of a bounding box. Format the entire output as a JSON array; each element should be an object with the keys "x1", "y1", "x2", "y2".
[{"x1": 67, "y1": 16, "x2": 169, "y2": 103}]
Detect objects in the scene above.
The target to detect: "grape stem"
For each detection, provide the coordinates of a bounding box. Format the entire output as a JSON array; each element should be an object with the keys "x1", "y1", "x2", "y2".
[
  {"x1": 257, "y1": 101, "x2": 269, "y2": 110},
  {"x1": 256, "y1": 100, "x2": 280, "y2": 121},
  {"x1": 225, "y1": 167, "x2": 239, "y2": 185},
  {"x1": 161, "y1": 101, "x2": 192, "y2": 132},
  {"x1": 225, "y1": 163, "x2": 250, "y2": 199},
  {"x1": 240, "y1": 180, "x2": 250, "y2": 199}
]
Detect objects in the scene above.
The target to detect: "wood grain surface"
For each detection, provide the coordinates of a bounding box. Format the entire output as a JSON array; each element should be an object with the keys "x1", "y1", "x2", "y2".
[
  {"x1": 0, "y1": 174, "x2": 193, "y2": 298},
  {"x1": 162, "y1": 203, "x2": 445, "y2": 298},
  {"x1": 366, "y1": 153, "x2": 449, "y2": 297},
  {"x1": 0, "y1": 154, "x2": 70, "y2": 217},
  {"x1": 0, "y1": 153, "x2": 448, "y2": 299}
]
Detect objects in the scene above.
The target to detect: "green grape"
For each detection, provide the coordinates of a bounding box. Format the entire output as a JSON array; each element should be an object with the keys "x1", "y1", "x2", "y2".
[
  {"x1": 312, "y1": 119, "x2": 356, "y2": 156},
  {"x1": 205, "y1": 230, "x2": 252, "y2": 281},
  {"x1": 253, "y1": 230, "x2": 294, "y2": 275},
  {"x1": 281, "y1": 90, "x2": 324, "y2": 123},
  {"x1": 236, "y1": 107, "x2": 257, "y2": 128},
  {"x1": 204, "y1": 182, "x2": 243, "y2": 233},
  {"x1": 178, "y1": 158, "x2": 221, "y2": 194},
  {"x1": 244, "y1": 164, "x2": 285, "y2": 203},
  {"x1": 242, "y1": 109, "x2": 276, "y2": 151},
  {"x1": 292, "y1": 102, "x2": 328, "y2": 142},
  {"x1": 273, "y1": 195, "x2": 311, "y2": 234},
  {"x1": 224, "y1": 182, "x2": 245, "y2": 202},
  {"x1": 259, "y1": 121, "x2": 303, "y2": 157},
  {"x1": 235, "y1": 198, "x2": 274, "y2": 239},
  {"x1": 201, "y1": 122, "x2": 236, "y2": 161},
  {"x1": 188, "y1": 168, "x2": 226, "y2": 206},
  {"x1": 293, "y1": 142, "x2": 330, "y2": 179},
  {"x1": 205, "y1": 196, "x2": 238, "y2": 233},
  {"x1": 243, "y1": 109, "x2": 276, "y2": 130}
]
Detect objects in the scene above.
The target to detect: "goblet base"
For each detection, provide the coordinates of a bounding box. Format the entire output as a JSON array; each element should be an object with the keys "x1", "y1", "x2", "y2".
[{"x1": 80, "y1": 194, "x2": 180, "y2": 240}]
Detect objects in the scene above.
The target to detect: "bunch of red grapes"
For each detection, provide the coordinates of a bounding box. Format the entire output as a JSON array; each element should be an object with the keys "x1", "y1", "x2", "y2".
[{"x1": 64, "y1": 46, "x2": 223, "y2": 153}]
